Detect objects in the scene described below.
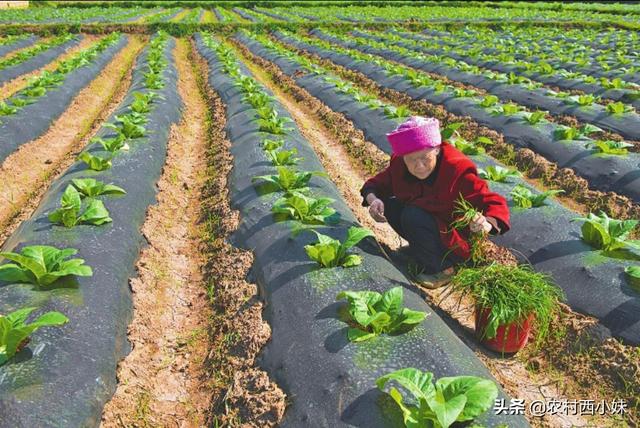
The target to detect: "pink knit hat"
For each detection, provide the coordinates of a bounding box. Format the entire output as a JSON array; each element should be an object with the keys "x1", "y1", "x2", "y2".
[{"x1": 386, "y1": 116, "x2": 441, "y2": 156}]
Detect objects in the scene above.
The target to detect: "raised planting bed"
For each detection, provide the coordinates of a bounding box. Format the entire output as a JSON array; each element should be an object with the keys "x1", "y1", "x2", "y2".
[
  {"x1": 0, "y1": 33, "x2": 82, "y2": 86},
  {"x1": 0, "y1": 34, "x2": 37, "y2": 59},
  {"x1": 397, "y1": 29, "x2": 640, "y2": 110},
  {"x1": 195, "y1": 32, "x2": 529, "y2": 428},
  {"x1": 351, "y1": 29, "x2": 640, "y2": 141},
  {"x1": 0, "y1": 33, "x2": 126, "y2": 164},
  {"x1": 275, "y1": 29, "x2": 640, "y2": 206},
  {"x1": 0, "y1": 33, "x2": 181, "y2": 426},
  {"x1": 238, "y1": 31, "x2": 640, "y2": 346}
]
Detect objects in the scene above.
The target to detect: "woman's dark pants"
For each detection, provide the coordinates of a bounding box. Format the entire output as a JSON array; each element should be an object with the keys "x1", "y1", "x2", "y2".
[{"x1": 383, "y1": 197, "x2": 463, "y2": 274}]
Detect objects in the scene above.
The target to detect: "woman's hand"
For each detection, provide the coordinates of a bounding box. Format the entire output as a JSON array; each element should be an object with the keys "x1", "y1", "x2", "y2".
[
  {"x1": 368, "y1": 197, "x2": 387, "y2": 223},
  {"x1": 470, "y1": 213, "x2": 493, "y2": 234}
]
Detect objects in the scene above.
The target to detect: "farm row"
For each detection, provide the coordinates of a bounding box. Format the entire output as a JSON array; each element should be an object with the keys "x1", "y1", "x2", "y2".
[
  {"x1": 3, "y1": 3, "x2": 640, "y2": 25},
  {"x1": 0, "y1": 26, "x2": 638, "y2": 428}
]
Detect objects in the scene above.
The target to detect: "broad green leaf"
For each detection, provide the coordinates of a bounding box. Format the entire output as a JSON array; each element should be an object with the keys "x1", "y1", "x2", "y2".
[{"x1": 435, "y1": 376, "x2": 498, "y2": 422}]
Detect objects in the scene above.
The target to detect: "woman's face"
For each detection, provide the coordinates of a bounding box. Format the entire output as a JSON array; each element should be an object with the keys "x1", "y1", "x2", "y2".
[{"x1": 403, "y1": 147, "x2": 440, "y2": 180}]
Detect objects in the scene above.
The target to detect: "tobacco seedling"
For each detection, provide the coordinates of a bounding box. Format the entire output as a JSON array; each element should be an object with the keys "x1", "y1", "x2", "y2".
[
  {"x1": 571, "y1": 212, "x2": 640, "y2": 252},
  {"x1": 440, "y1": 122, "x2": 463, "y2": 140},
  {"x1": 105, "y1": 117, "x2": 145, "y2": 139},
  {"x1": 624, "y1": 266, "x2": 640, "y2": 290},
  {"x1": 522, "y1": 110, "x2": 547, "y2": 125},
  {"x1": 477, "y1": 165, "x2": 522, "y2": 183},
  {"x1": 48, "y1": 185, "x2": 112, "y2": 228},
  {"x1": 376, "y1": 368, "x2": 498, "y2": 428},
  {"x1": 478, "y1": 95, "x2": 499, "y2": 108},
  {"x1": 510, "y1": 184, "x2": 564, "y2": 208},
  {"x1": 131, "y1": 92, "x2": 152, "y2": 114},
  {"x1": 261, "y1": 138, "x2": 284, "y2": 151},
  {"x1": 266, "y1": 147, "x2": 303, "y2": 166},
  {"x1": 79, "y1": 151, "x2": 112, "y2": 171},
  {"x1": 336, "y1": 286, "x2": 427, "y2": 342},
  {"x1": 92, "y1": 135, "x2": 129, "y2": 153},
  {"x1": 491, "y1": 102, "x2": 522, "y2": 116},
  {"x1": 554, "y1": 124, "x2": 603, "y2": 141},
  {"x1": 71, "y1": 178, "x2": 126, "y2": 197},
  {"x1": 272, "y1": 191, "x2": 338, "y2": 225},
  {"x1": 304, "y1": 226, "x2": 374, "y2": 268},
  {"x1": 257, "y1": 109, "x2": 292, "y2": 135},
  {"x1": 606, "y1": 101, "x2": 634, "y2": 116},
  {"x1": 0, "y1": 245, "x2": 92, "y2": 287},
  {"x1": 0, "y1": 102, "x2": 18, "y2": 116},
  {"x1": 252, "y1": 166, "x2": 326, "y2": 194},
  {"x1": 0, "y1": 307, "x2": 69, "y2": 366},
  {"x1": 383, "y1": 105, "x2": 411, "y2": 119},
  {"x1": 585, "y1": 139, "x2": 633, "y2": 155}
]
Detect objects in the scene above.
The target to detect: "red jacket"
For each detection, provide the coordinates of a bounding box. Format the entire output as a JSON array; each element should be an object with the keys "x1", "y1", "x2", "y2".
[{"x1": 360, "y1": 142, "x2": 510, "y2": 259}]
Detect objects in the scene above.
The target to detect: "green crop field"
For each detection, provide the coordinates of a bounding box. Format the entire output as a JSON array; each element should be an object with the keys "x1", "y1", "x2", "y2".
[{"x1": 0, "y1": 1, "x2": 638, "y2": 427}]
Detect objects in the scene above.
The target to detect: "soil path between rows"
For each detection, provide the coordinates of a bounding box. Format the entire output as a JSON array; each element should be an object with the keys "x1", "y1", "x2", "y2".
[{"x1": 100, "y1": 37, "x2": 213, "y2": 427}]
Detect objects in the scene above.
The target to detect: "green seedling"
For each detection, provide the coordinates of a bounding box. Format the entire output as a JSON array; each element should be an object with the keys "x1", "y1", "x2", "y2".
[
  {"x1": 478, "y1": 95, "x2": 499, "y2": 108},
  {"x1": 0, "y1": 102, "x2": 18, "y2": 116},
  {"x1": 131, "y1": 93, "x2": 152, "y2": 114},
  {"x1": 261, "y1": 138, "x2": 284, "y2": 151},
  {"x1": 336, "y1": 286, "x2": 427, "y2": 342},
  {"x1": 0, "y1": 307, "x2": 69, "y2": 366},
  {"x1": 510, "y1": 184, "x2": 564, "y2": 208},
  {"x1": 304, "y1": 226, "x2": 374, "y2": 268},
  {"x1": 257, "y1": 109, "x2": 292, "y2": 135},
  {"x1": 23, "y1": 86, "x2": 46, "y2": 98},
  {"x1": 585, "y1": 139, "x2": 633, "y2": 155},
  {"x1": 606, "y1": 101, "x2": 634, "y2": 116},
  {"x1": 9, "y1": 97, "x2": 29, "y2": 107},
  {"x1": 92, "y1": 135, "x2": 129, "y2": 153},
  {"x1": 571, "y1": 211, "x2": 640, "y2": 252},
  {"x1": 554, "y1": 124, "x2": 603, "y2": 141},
  {"x1": 266, "y1": 147, "x2": 303, "y2": 166},
  {"x1": 377, "y1": 368, "x2": 498, "y2": 428},
  {"x1": 272, "y1": 191, "x2": 337, "y2": 225},
  {"x1": 624, "y1": 266, "x2": 640, "y2": 290},
  {"x1": 48, "y1": 185, "x2": 112, "y2": 228},
  {"x1": 567, "y1": 94, "x2": 598, "y2": 106},
  {"x1": 0, "y1": 245, "x2": 92, "y2": 287},
  {"x1": 451, "y1": 137, "x2": 485, "y2": 155},
  {"x1": 477, "y1": 165, "x2": 522, "y2": 183},
  {"x1": 383, "y1": 105, "x2": 411, "y2": 119},
  {"x1": 244, "y1": 91, "x2": 274, "y2": 108},
  {"x1": 522, "y1": 111, "x2": 547, "y2": 125},
  {"x1": 105, "y1": 117, "x2": 146, "y2": 139},
  {"x1": 71, "y1": 178, "x2": 126, "y2": 197},
  {"x1": 144, "y1": 71, "x2": 164, "y2": 89},
  {"x1": 252, "y1": 166, "x2": 326, "y2": 194},
  {"x1": 491, "y1": 102, "x2": 522, "y2": 116},
  {"x1": 79, "y1": 151, "x2": 113, "y2": 171},
  {"x1": 440, "y1": 122, "x2": 463, "y2": 140},
  {"x1": 452, "y1": 87, "x2": 477, "y2": 98}
]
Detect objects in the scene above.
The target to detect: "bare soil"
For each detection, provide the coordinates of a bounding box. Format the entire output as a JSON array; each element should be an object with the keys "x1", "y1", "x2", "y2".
[
  {"x1": 232, "y1": 38, "x2": 639, "y2": 427},
  {"x1": 0, "y1": 35, "x2": 146, "y2": 245},
  {"x1": 101, "y1": 38, "x2": 213, "y2": 427}
]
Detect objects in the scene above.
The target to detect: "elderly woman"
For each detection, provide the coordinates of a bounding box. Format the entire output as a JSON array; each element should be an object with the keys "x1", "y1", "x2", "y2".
[{"x1": 360, "y1": 116, "x2": 510, "y2": 288}]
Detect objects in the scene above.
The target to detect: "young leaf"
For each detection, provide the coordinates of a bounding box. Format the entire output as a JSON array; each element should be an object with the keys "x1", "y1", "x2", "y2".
[
  {"x1": 571, "y1": 212, "x2": 639, "y2": 251},
  {"x1": 0, "y1": 245, "x2": 93, "y2": 287},
  {"x1": 71, "y1": 178, "x2": 126, "y2": 197},
  {"x1": 0, "y1": 307, "x2": 69, "y2": 366},
  {"x1": 477, "y1": 165, "x2": 522, "y2": 183},
  {"x1": 585, "y1": 140, "x2": 633, "y2": 155},
  {"x1": 510, "y1": 184, "x2": 564, "y2": 208},
  {"x1": 79, "y1": 151, "x2": 112, "y2": 171}
]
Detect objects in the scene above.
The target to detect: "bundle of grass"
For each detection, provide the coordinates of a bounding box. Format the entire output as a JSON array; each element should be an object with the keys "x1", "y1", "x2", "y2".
[{"x1": 449, "y1": 262, "x2": 565, "y2": 353}]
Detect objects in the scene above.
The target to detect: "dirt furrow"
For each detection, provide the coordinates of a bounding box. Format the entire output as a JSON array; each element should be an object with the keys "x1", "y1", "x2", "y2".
[{"x1": 100, "y1": 37, "x2": 213, "y2": 427}]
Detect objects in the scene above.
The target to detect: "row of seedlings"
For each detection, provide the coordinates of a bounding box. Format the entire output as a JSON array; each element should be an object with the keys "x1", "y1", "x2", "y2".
[
  {"x1": 414, "y1": 26, "x2": 640, "y2": 87},
  {"x1": 196, "y1": 32, "x2": 529, "y2": 428},
  {"x1": 392, "y1": 28, "x2": 640, "y2": 107},
  {"x1": 351, "y1": 28, "x2": 640, "y2": 139},
  {"x1": 0, "y1": 33, "x2": 80, "y2": 85},
  {"x1": 237, "y1": 30, "x2": 640, "y2": 346},
  {"x1": 0, "y1": 34, "x2": 36, "y2": 58},
  {"x1": 0, "y1": 33, "x2": 126, "y2": 163},
  {"x1": 273, "y1": 29, "x2": 640, "y2": 207},
  {"x1": 424, "y1": 26, "x2": 640, "y2": 81},
  {"x1": 0, "y1": 32, "x2": 182, "y2": 426}
]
